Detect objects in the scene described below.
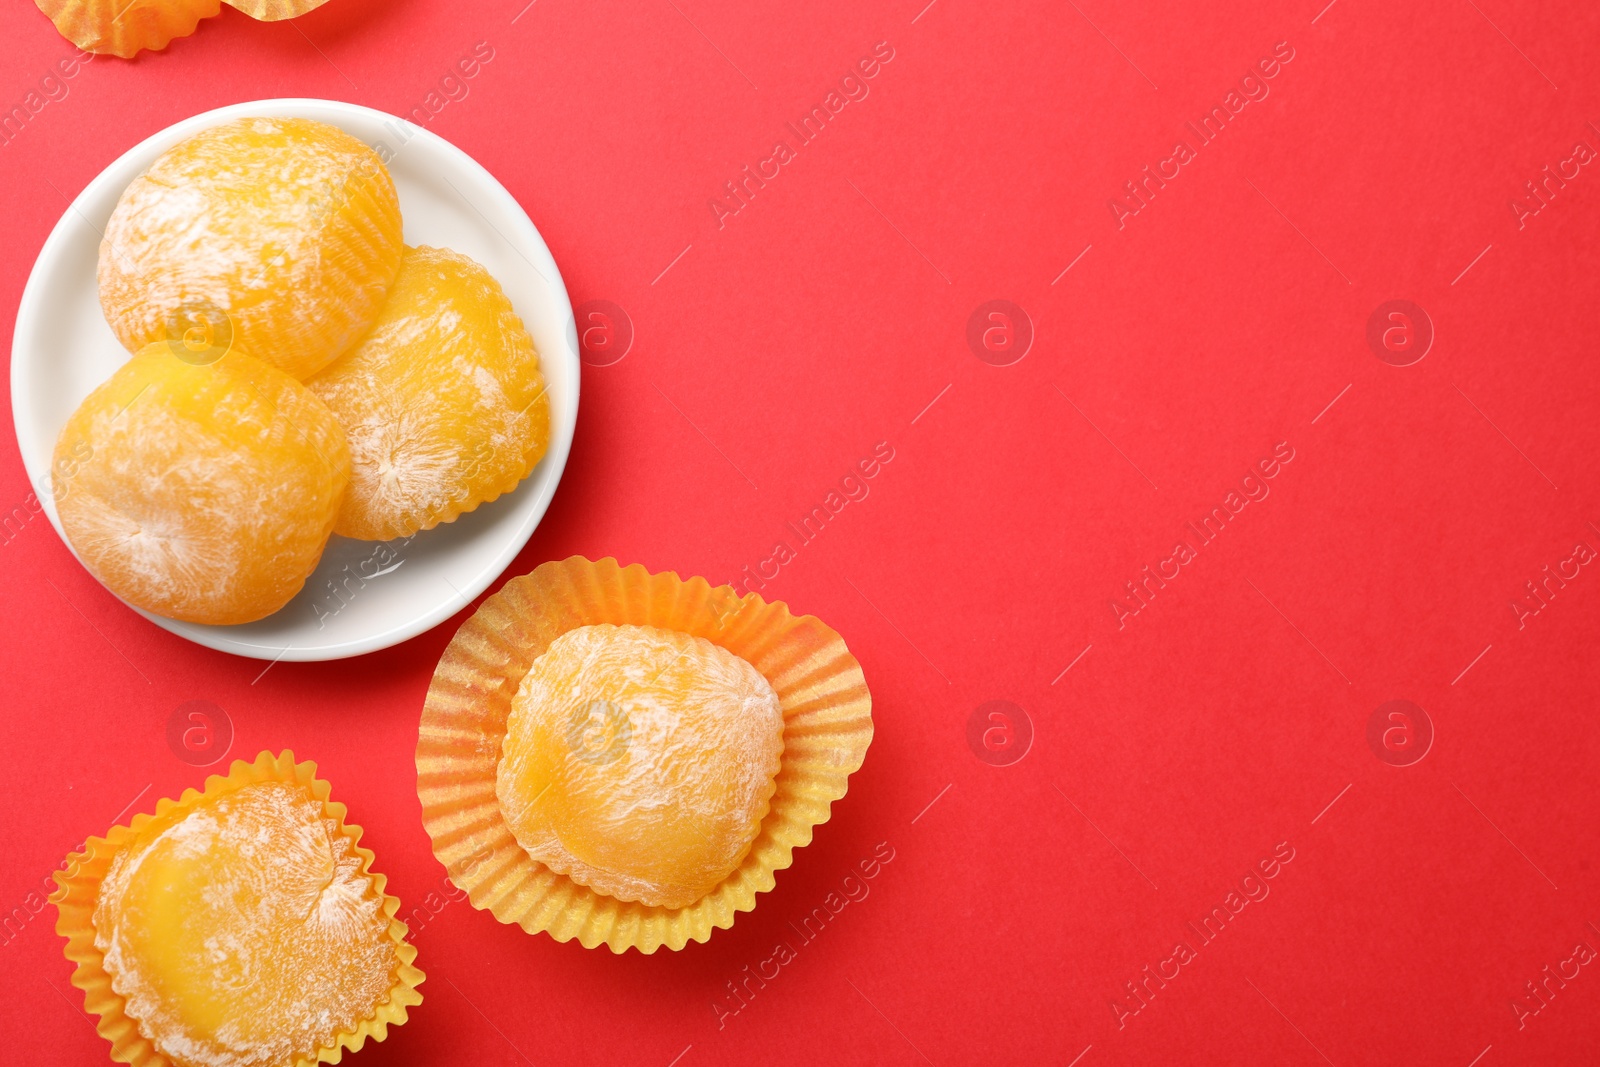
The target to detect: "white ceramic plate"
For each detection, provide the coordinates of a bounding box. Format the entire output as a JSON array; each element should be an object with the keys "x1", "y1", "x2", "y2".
[{"x1": 11, "y1": 98, "x2": 579, "y2": 661}]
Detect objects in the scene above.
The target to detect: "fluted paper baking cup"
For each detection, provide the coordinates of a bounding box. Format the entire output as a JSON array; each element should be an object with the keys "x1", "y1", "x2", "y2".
[
  {"x1": 416, "y1": 555, "x2": 874, "y2": 953},
  {"x1": 51, "y1": 750, "x2": 424, "y2": 1067},
  {"x1": 222, "y1": 0, "x2": 334, "y2": 21},
  {"x1": 36, "y1": 0, "x2": 334, "y2": 59},
  {"x1": 35, "y1": 0, "x2": 221, "y2": 58}
]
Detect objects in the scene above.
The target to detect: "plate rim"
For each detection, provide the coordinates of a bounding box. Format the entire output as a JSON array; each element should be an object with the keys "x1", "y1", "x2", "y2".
[{"x1": 9, "y1": 96, "x2": 580, "y2": 662}]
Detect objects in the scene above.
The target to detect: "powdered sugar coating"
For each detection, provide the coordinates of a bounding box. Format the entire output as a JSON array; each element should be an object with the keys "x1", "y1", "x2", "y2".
[
  {"x1": 496, "y1": 624, "x2": 785, "y2": 909},
  {"x1": 93, "y1": 782, "x2": 397, "y2": 1067},
  {"x1": 307, "y1": 245, "x2": 549, "y2": 541},
  {"x1": 52, "y1": 344, "x2": 349, "y2": 625},
  {"x1": 98, "y1": 116, "x2": 402, "y2": 381}
]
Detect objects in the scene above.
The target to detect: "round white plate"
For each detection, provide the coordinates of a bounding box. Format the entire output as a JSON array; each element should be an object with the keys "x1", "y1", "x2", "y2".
[{"x1": 10, "y1": 98, "x2": 580, "y2": 661}]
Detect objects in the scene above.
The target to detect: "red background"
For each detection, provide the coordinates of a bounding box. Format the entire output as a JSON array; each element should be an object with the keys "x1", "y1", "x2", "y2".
[{"x1": 4, "y1": 0, "x2": 1600, "y2": 1064}]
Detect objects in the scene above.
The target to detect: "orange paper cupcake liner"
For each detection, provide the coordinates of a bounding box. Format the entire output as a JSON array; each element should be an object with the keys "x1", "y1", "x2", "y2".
[
  {"x1": 417, "y1": 555, "x2": 874, "y2": 953},
  {"x1": 222, "y1": 0, "x2": 335, "y2": 21},
  {"x1": 35, "y1": 0, "x2": 221, "y2": 58},
  {"x1": 51, "y1": 750, "x2": 425, "y2": 1067},
  {"x1": 36, "y1": 0, "x2": 331, "y2": 59}
]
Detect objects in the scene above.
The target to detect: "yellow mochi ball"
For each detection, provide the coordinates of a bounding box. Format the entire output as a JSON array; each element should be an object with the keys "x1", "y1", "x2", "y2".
[
  {"x1": 306, "y1": 245, "x2": 550, "y2": 542},
  {"x1": 93, "y1": 782, "x2": 399, "y2": 1067},
  {"x1": 52, "y1": 342, "x2": 349, "y2": 626},
  {"x1": 98, "y1": 116, "x2": 403, "y2": 381},
  {"x1": 496, "y1": 624, "x2": 785, "y2": 910}
]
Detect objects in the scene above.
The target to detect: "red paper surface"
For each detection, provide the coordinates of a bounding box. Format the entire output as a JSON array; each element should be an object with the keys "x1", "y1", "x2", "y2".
[{"x1": 3, "y1": 1, "x2": 1600, "y2": 1064}]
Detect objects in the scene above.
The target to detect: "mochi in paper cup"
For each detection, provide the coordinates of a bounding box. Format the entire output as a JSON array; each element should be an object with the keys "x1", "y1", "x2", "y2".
[
  {"x1": 51, "y1": 750, "x2": 424, "y2": 1067},
  {"x1": 416, "y1": 555, "x2": 874, "y2": 953}
]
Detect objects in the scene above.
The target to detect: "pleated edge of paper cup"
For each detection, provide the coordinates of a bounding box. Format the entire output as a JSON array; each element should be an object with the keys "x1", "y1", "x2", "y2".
[
  {"x1": 416, "y1": 555, "x2": 874, "y2": 954},
  {"x1": 50, "y1": 749, "x2": 425, "y2": 1066}
]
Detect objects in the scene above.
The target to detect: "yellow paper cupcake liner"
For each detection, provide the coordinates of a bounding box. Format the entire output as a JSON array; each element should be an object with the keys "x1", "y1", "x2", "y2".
[
  {"x1": 417, "y1": 555, "x2": 874, "y2": 953},
  {"x1": 36, "y1": 0, "x2": 333, "y2": 58},
  {"x1": 36, "y1": 0, "x2": 221, "y2": 58},
  {"x1": 51, "y1": 750, "x2": 425, "y2": 1067},
  {"x1": 222, "y1": 0, "x2": 335, "y2": 21}
]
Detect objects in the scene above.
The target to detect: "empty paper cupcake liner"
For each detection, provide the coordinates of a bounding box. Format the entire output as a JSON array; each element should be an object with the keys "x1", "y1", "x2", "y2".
[
  {"x1": 36, "y1": 0, "x2": 334, "y2": 58},
  {"x1": 416, "y1": 555, "x2": 874, "y2": 953},
  {"x1": 51, "y1": 750, "x2": 424, "y2": 1067}
]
